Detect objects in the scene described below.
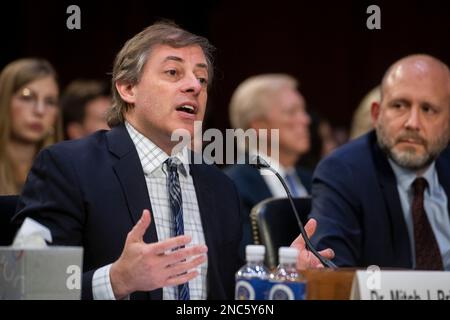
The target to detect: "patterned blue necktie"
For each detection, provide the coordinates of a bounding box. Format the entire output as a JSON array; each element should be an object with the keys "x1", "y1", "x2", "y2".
[
  {"x1": 165, "y1": 157, "x2": 190, "y2": 300},
  {"x1": 285, "y1": 172, "x2": 300, "y2": 197}
]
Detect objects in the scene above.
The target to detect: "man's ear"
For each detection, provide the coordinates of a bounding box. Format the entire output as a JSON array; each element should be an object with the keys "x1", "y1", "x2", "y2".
[
  {"x1": 115, "y1": 80, "x2": 136, "y2": 104},
  {"x1": 371, "y1": 101, "x2": 381, "y2": 126}
]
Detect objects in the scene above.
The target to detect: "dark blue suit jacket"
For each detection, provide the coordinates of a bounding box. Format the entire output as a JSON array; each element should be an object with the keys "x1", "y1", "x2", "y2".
[
  {"x1": 13, "y1": 124, "x2": 243, "y2": 300},
  {"x1": 224, "y1": 163, "x2": 312, "y2": 258},
  {"x1": 310, "y1": 131, "x2": 450, "y2": 268}
]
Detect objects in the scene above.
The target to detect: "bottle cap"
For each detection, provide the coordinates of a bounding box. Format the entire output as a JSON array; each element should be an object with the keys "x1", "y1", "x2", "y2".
[
  {"x1": 278, "y1": 247, "x2": 299, "y2": 264},
  {"x1": 246, "y1": 245, "x2": 265, "y2": 261}
]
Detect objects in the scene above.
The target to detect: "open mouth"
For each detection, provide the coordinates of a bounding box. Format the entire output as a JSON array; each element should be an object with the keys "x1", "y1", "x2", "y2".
[{"x1": 176, "y1": 104, "x2": 196, "y2": 115}]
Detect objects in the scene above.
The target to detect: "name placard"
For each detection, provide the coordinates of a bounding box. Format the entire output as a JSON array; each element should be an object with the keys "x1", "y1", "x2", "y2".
[{"x1": 350, "y1": 269, "x2": 450, "y2": 300}]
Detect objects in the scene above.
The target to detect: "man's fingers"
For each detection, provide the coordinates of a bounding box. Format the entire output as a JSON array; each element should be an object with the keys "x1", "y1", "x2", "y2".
[
  {"x1": 127, "y1": 209, "x2": 152, "y2": 243},
  {"x1": 290, "y1": 233, "x2": 305, "y2": 250},
  {"x1": 303, "y1": 249, "x2": 335, "y2": 269},
  {"x1": 290, "y1": 218, "x2": 318, "y2": 250},
  {"x1": 166, "y1": 254, "x2": 207, "y2": 276},
  {"x1": 152, "y1": 235, "x2": 193, "y2": 254},
  {"x1": 165, "y1": 270, "x2": 199, "y2": 287},
  {"x1": 164, "y1": 245, "x2": 208, "y2": 265},
  {"x1": 318, "y1": 248, "x2": 335, "y2": 260},
  {"x1": 304, "y1": 218, "x2": 317, "y2": 238}
]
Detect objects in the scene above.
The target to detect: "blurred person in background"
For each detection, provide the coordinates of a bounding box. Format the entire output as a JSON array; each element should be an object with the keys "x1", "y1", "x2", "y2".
[
  {"x1": 318, "y1": 118, "x2": 342, "y2": 157},
  {"x1": 225, "y1": 74, "x2": 313, "y2": 258},
  {"x1": 0, "y1": 58, "x2": 62, "y2": 195},
  {"x1": 61, "y1": 79, "x2": 111, "y2": 140},
  {"x1": 349, "y1": 86, "x2": 380, "y2": 140}
]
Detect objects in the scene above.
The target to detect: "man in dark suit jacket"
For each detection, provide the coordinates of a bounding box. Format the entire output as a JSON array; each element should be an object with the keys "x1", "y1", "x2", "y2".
[
  {"x1": 13, "y1": 22, "x2": 242, "y2": 300},
  {"x1": 14, "y1": 124, "x2": 243, "y2": 300},
  {"x1": 225, "y1": 74, "x2": 313, "y2": 258},
  {"x1": 311, "y1": 54, "x2": 450, "y2": 270}
]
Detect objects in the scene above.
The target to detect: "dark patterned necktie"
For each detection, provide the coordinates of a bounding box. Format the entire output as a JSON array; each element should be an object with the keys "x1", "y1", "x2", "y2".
[
  {"x1": 411, "y1": 177, "x2": 443, "y2": 270},
  {"x1": 165, "y1": 157, "x2": 190, "y2": 300}
]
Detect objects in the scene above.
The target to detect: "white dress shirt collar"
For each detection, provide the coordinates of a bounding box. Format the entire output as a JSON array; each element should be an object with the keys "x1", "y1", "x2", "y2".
[{"x1": 125, "y1": 121, "x2": 190, "y2": 177}]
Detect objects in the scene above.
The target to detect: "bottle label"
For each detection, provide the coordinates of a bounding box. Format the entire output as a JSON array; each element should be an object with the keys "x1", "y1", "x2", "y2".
[
  {"x1": 235, "y1": 278, "x2": 268, "y2": 300},
  {"x1": 268, "y1": 281, "x2": 306, "y2": 300}
]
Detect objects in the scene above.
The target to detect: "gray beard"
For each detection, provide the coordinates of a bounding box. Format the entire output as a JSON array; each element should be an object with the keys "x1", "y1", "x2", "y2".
[{"x1": 376, "y1": 126, "x2": 448, "y2": 171}]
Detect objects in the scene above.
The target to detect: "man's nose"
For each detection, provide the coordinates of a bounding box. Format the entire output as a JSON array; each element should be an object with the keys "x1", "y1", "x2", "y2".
[
  {"x1": 404, "y1": 106, "x2": 421, "y2": 130},
  {"x1": 182, "y1": 74, "x2": 202, "y2": 95}
]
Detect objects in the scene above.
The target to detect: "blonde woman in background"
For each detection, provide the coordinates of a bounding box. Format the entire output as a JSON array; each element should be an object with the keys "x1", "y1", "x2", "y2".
[
  {"x1": 0, "y1": 58, "x2": 62, "y2": 195},
  {"x1": 349, "y1": 85, "x2": 380, "y2": 140}
]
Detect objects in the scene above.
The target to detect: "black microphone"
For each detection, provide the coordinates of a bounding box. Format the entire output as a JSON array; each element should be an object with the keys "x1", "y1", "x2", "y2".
[{"x1": 251, "y1": 155, "x2": 337, "y2": 269}]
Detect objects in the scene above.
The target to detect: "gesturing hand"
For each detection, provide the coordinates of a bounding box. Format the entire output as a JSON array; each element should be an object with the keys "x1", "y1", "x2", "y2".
[
  {"x1": 290, "y1": 218, "x2": 335, "y2": 270},
  {"x1": 110, "y1": 209, "x2": 208, "y2": 299}
]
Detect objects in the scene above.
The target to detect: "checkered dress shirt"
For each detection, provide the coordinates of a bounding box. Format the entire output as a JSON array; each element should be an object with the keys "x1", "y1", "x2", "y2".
[{"x1": 92, "y1": 122, "x2": 207, "y2": 300}]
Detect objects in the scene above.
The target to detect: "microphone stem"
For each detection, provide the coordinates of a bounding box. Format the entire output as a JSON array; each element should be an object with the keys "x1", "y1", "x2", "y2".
[{"x1": 269, "y1": 168, "x2": 337, "y2": 269}]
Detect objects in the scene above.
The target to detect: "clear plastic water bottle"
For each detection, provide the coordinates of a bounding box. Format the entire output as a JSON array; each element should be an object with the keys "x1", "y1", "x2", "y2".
[
  {"x1": 268, "y1": 247, "x2": 307, "y2": 300},
  {"x1": 235, "y1": 245, "x2": 270, "y2": 300}
]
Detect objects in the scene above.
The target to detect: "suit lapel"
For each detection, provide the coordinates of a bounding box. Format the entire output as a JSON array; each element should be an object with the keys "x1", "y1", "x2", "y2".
[
  {"x1": 112, "y1": 156, "x2": 157, "y2": 243},
  {"x1": 371, "y1": 135, "x2": 412, "y2": 267},
  {"x1": 106, "y1": 124, "x2": 161, "y2": 300}
]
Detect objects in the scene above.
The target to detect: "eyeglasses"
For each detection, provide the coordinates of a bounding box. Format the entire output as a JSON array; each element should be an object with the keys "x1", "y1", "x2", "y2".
[{"x1": 15, "y1": 87, "x2": 59, "y2": 111}]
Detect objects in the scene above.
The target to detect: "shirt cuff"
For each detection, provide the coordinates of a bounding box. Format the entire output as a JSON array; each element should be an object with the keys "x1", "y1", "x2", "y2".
[{"x1": 92, "y1": 264, "x2": 116, "y2": 300}]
